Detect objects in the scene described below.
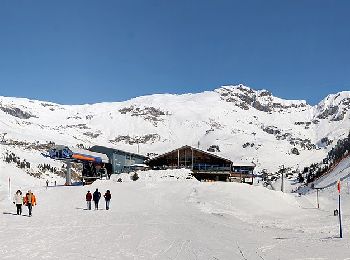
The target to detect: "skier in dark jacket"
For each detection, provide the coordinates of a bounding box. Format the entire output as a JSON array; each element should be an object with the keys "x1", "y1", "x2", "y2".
[
  {"x1": 93, "y1": 189, "x2": 101, "y2": 210},
  {"x1": 103, "y1": 190, "x2": 112, "y2": 210}
]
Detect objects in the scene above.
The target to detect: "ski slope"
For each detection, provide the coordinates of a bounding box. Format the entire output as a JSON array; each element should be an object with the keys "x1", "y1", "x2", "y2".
[
  {"x1": 315, "y1": 155, "x2": 350, "y2": 189},
  {"x1": 1, "y1": 167, "x2": 350, "y2": 259}
]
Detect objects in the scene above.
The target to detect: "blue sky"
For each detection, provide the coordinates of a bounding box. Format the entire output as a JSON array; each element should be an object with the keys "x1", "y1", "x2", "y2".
[{"x1": 0, "y1": 0, "x2": 349, "y2": 105}]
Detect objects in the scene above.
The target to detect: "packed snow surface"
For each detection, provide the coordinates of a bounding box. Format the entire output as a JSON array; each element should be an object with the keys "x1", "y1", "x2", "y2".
[{"x1": 1, "y1": 168, "x2": 350, "y2": 259}]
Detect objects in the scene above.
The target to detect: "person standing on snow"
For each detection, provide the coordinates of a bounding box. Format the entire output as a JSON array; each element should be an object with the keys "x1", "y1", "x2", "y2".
[
  {"x1": 23, "y1": 190, "x2": 36, "y2": 217},
  {"x1": 86, "y1": 191, "x2": 92, "y2": 210},
  {"x1": 13, "y1": 190, "x2": 23, "y2": 215},
  {"x1": 107, "y1": 169, "x2": 111, "y2": 180},
  {"x1": 103, "y1": 190, "x2": 111, "y2": 210},
  {"x1": 93, "y1": 188, "x2": 101, "y2": 210}
]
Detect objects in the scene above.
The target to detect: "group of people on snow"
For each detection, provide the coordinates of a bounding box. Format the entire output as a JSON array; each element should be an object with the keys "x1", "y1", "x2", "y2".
[
  {"x1": 86, "y1": 189, "x2": 112, "y2": 210},
  {"x1": 13, "y1": 190, "x2": 37, "y2": 216},
  {"x1": 12, "y1": 187, "x2": 112, "y2": 216}
]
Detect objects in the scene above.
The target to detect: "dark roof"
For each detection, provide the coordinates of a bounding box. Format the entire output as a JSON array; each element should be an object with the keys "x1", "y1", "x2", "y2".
[
  {"x1": 145, "y1": 145, "x2": 232, "y2": 164},
  {"x1": 90, "y1": 145, "x2": 148, "y2": 159}
]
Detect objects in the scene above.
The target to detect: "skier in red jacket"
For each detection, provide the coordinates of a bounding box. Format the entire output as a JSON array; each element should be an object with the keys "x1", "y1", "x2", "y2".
[{"x1": 86, "y1": 191, "x2": 92, "y2": 210}]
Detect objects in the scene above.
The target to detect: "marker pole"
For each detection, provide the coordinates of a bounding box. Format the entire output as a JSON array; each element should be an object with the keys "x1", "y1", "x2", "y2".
[
  {"x1": 338, "y1": 180, "x2": 343, "y2": 238},
  {"x1": 8, "y1": 177, "x2": 11, "y2": 199}
]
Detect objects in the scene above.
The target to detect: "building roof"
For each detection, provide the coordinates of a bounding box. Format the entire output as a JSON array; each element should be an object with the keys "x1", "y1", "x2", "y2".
[
  {"x1": 70, "y1": 147, "x2": 109, "y2": 163},
  {"x1": 145, "y1": 145, "x2": 233, "y2": 164},
  {"x1": 231, "y1": 161, "x2": 256, "y2": 167},
  {"x1": 90, "y1": 145, "x2": 148, "y2": 159}
]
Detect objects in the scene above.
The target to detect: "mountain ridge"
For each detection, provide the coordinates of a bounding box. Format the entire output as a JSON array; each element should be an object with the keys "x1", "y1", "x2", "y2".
[{"x1": 1, "y1": 84, "x2": 350, "y2": 173}]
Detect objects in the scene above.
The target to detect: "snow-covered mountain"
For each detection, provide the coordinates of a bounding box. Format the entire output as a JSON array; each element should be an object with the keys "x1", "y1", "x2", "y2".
[
  {"x1": 2, "y1": 85, "x2": 350, "y2": 259},
  {"x1": 1, "y1": 84, "x2": 350, "y2": 172}
]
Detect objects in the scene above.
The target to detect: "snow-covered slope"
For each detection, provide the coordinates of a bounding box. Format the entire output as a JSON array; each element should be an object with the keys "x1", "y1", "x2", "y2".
[
  {"x1": 2, "y1": 86, "x2": 350, "y2": 259},
  {"x1": 314, "y1": 155, "x2": 350, "y2": 189},
  {"x1": 1, "y1": 84, "x2": 350, "y2": 172},
  {"x1": 1, "y1": 169, "x2": 349, "y2": 259}
]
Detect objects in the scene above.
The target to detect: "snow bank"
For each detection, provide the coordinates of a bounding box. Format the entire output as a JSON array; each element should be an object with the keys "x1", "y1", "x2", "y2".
[
  {"x1": 0, "y1": 163, "x2": 41, "y2": 202},
  {"x1": 110, "y1": 169, "x2": 196, "y2": 183},
  {"x1": 190, "y1": 182, "x2": 302, "y2": 226}
]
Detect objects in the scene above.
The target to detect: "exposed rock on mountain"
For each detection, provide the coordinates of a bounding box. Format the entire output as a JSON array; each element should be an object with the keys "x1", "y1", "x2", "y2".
[
  {"x1": 1, "y1": 85, "x2": 350, "y2": 172},
  {"x1": 0, "y1": 104, "x2": 37, "y2": 119}
]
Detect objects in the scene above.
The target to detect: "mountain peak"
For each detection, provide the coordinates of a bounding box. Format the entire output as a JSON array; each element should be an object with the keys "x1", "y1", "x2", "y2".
[{"x1": 215, "y1": 84, "x2": 308, "y2": 113}]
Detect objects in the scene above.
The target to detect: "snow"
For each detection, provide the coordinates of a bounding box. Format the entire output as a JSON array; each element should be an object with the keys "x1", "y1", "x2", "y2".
[
  {"x1": 1, "y1": 167, "x2": 350, "y2": 259},
  {"x1": 1, "y1": 86, "x2": 350, "y2": 258},
  {"x1": 315, "y1": 155, "x2": 350, "y2": 189},
  {"x1": 1, "y1": 84, "x2": 350, "y2": 173},
  {"x1": 114, "y1": 169, "x2": 195, "y2": 183}
]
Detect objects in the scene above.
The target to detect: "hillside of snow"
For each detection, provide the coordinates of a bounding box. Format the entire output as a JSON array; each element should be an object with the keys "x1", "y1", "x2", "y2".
[
  {"x1": 1, "y1": 168, "x2": 349, "y2": 259},
  {"x1": 1, "y1": 84, "x2": 350, "y2": 174},
  {"x1": 314, "y1": 155, "x2": 350, "y2": 189}
]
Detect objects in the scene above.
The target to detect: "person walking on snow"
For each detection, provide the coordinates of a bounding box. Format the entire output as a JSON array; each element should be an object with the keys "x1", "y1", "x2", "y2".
[
  {"x1": 23, "y1": 190, "x2": 36, "y2": 217},
  {"x1": 86, "y1": 191, "x2": 92, "y2": 210},
  {"x1": 13, "y1": 190, "x2": 23, "y2": 215},
  {"x1": 93, "y1": 188, "x2": 101, "y2": 210},
  {"x1": 104, "y1": 190, "x2": 111, "y2": 210}
]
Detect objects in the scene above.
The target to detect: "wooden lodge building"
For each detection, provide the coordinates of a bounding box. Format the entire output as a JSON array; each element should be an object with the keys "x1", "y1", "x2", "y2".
[{"x1": 146, "y1": 145, "x2": 255, "y2": 182}]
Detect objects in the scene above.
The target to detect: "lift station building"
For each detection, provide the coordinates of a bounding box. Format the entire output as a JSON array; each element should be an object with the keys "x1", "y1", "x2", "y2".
[{"x1": 89, "y1": 145, "x2": 148, "y2": 174}]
